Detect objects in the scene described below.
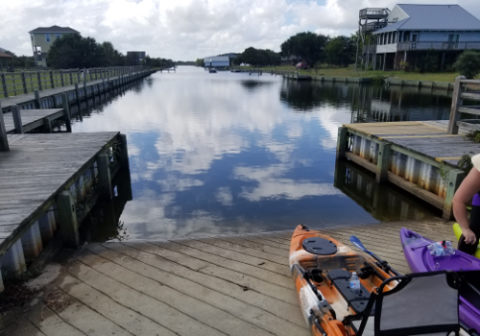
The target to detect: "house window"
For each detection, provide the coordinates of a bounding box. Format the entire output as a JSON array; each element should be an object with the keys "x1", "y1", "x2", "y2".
[
  {"x1": 45, "y1": 34, "x2": 51, "y2": 42},
  {"x1": 56, "y1": 34, "x2": 61, "y2": 40}
]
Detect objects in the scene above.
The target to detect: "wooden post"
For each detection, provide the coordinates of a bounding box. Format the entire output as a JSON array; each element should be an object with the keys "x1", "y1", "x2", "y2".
[
  {"x1": 43, "y1": 117, "x2": 52, "y2": 133},
  {"x1": 69, "y1": 71, "x2": 73, "y2": 85},
  {"x1": 37, "y1": 71, "x2": 42, "y2": 90},
  {"x1": 0, "y1": 102, "x2": 9, "y2": 151},
  {"x1": 0, "y1": 240, "x2": 27, "y2": 276},
  {"x1": 11, "y1": 105, "x2": 23, "y2": 134},
  {"x1": 34, "y1": 89, "x2": 41, "y2": 108},
  {"x1": 61, "y1": 93, "x2": 72, "y2": 132},
  {"x1": 443, "y1": 169, "x2": 465, "y2": 220},
  {"x1": 21, "y1": 71, "x2": 28, "y2": 93},
  {"x1": 50, "y1": 70, "x2": 55, "y2": 88},
  {"x1": 447, "y1": 75, "x2": 466, "y2": 134},
  {"x1": 75, "y1": 83, "x2": 80, "y2": 102},
  {"x1": 1, "y1": 73, "x2": 8, "y2": 97},
  {"x1": 97, "y1": 153, "x2": 113, "y2": 199},
  {"x1": 376, "y1": 142, "x2": 391, "y2": 183},
  {"x1": 336, "y1": 127, "x2": 348, "y2": 160},
  {"x1": 119, "y1": 133, "x2": 130, "y2": 169},
  {"x1": 60, "y1": 70, "x2": 64, "y2": 86},
  {"x1": 21, "y1": 221, "x2": 43, "y2": 261},
  {"x1": 57, "y1": 191, "x2": 80, "y2": 247},
  {"x1": 0, "y1": 270, "x2": 4, "y2": 292}
]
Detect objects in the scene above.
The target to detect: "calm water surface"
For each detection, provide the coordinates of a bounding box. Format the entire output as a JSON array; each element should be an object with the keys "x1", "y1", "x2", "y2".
[{"x1": 72, "y1": 66, "x2": 453, "y2": 240}]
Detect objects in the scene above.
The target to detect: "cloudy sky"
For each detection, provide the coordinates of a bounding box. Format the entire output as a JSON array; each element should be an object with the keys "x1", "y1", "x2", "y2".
[{"x1": 1, "y1": 0, "x2": 479, "y2": 61}]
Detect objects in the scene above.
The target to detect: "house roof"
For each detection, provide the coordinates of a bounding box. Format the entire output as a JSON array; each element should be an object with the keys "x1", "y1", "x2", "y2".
[
  {"x1": 373, "y1": 4, "x2": 480, "y2": 34},
  {"x1": 29, "y1": 25, "x2": 78, "y2": 34},
  {"x1": 0, "y1": 51, "x2": 12, "y2": 58}
]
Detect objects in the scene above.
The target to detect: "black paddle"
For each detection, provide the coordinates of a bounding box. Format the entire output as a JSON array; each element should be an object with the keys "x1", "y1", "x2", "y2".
[{"x1": 350, "y1": 235, "x2": 401, "y2": 276}]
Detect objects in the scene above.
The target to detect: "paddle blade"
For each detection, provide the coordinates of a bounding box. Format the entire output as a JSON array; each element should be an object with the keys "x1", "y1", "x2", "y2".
[{"x1": 350, "y1": 235, "x2": 370, "y2": 254}]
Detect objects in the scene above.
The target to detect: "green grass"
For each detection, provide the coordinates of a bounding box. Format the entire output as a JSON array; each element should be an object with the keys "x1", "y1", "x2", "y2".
[{"x1": 254, "y1": 65, "x2": 479, "y2": 83}]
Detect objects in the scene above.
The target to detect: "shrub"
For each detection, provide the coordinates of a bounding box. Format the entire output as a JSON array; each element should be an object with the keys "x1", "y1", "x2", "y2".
[
  {"x1": 454, "y1": 50, "x2": 480, "y2": 79},
  {"x1": 399, "y1": 61, "x2": 410, "y2": 72},
  {"x1": 367, "y1": 65, "x2": 373, "y2": 71},
  {"x1": 372, "y1": 75, "x2": 384, "y2": 85}
]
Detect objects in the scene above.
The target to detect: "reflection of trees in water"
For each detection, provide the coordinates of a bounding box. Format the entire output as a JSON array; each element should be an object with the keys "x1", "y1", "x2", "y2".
[
  {"x1": 280, "y1": 80, "x2": 452, "y2": 120},
  {"x1": 240, "y1": 80, "x2": 273, "y2": 93},
  {"x1": 280, "y1": 80, "x2": 361, "y2": 112}
]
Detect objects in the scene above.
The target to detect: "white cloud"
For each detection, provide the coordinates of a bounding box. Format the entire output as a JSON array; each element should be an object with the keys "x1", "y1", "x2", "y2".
[
  {"x1": 2, "y1": 0, "x2": 479, "y2": 60},
  {"x1": 215, "y1": 186, "x2": 233, "y2": 206}
]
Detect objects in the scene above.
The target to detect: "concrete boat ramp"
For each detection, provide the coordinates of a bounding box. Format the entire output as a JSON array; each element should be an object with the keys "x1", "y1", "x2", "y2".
[{"x1": 2, "y1": 219, "x2": 455, "y2": 336}]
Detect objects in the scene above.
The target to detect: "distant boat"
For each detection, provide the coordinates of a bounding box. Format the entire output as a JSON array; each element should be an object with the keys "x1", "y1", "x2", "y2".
[{"x1": 209, "y1": 68, "x2": 217, "y2": 73}]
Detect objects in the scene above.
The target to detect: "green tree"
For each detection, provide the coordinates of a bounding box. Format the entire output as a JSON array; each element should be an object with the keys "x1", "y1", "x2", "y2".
[
  {"x1": 236, "y1": 47, "x2": 280, "y2": 66},
  {"x1": 454, "y1": 50, "x2": 480, "y2": 79},
  {"x1": 325, "y1": 36, "x2": 355, "y2": 67},
  {"x1": 281, "y1": 32, "x2": 329, "y2": 67},
  {"x1": 195, "y1": 58, "x2": 204, "y2": 67},
  {"x1": 48, "y1": 33, "x2": 107, "y2": 68}
]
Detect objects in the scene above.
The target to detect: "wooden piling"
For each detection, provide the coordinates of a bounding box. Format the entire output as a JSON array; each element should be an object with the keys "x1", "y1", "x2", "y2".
[
  {"x1": 447, "y1": 76, "x2": 466, "y2": 134},
  {"x1": 57, "y1": 191, "x2": 80, "y2": 247},
  {"x1": 62, "y1": 93, "x2": 72, "y2": 132},
  {"x1": 11, "y1": 105, "x2": 23, "y2": 134},
  {"x1": 443, "y1": 169, "x2": 465, "y2": 219},
  {"x1": 336, "y1": 127, "x2": 348, "y2": 160},
  {"x1": 97, "y1": 153, "x2": 113, "y2": 199},
  {"x1": 34, "y1": 89, "x2": 41, "y2": 108},
  {"x1": 0, "y1": 101, "x2": 9, "y2": 151},
  {"x1": 119, "y1": 133, "x2": 130, "y2": 168},
  {"x1": 376, "y1": 142, "x2": 391, "y2": 183}
]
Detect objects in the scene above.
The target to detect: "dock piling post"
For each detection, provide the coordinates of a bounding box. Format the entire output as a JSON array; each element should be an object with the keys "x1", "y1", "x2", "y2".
[
  {"x1": 11, "y1": 105, "x2": 23, "y2": 134},
  {"x1": 21, "y1": 221, "x2": 43, "y2": 261},
  {"x1": 34, "y1": 89, "x2": 41, "y2": 108},
  {"x1": 0, "y1": 240, "x2": 27, "y2": 276},
  {"x1": 57, "y1": 191, "x2": 80, "y2": 247},
  {"x1": 97, "y1": 153, "x2": 113, "y2": 199},
  {"x1": 75, "y1": 83, "x2": 80, "y2": 102},
  {"x1": 119, "y1": 133, "x2": 130, "y2": 169},
  {"x1": 0, "y1": 270, "x2": 3, "y2": 292},
  {"x1": 0, "y1": 102, "x2": 9, "y2": 151},
  {"x1": 376, "y1": 142, "x2": 391, "y2": 183},
  {"x1": 336, "y1": 127, "x2": 348, "y2": 160},
  {"x1": 443, "y1": 169, "x2": 465, "y2": 219},
  {"x1": 61, "y1": 93, "x2": 72, "y2": 132},
  {"x1": 447, "y1": 76, "x2": 466, "y2": 134}
]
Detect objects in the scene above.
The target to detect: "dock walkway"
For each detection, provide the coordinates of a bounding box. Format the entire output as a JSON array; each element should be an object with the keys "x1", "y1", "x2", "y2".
[
  {"x1": 337, "y1": 120, "x2": 479, "y2": 219},
  {"x1": 2, "y1": 109, "x2": 64, "y2": 133},
  {"x1": 2, "y1": 220, "x2": 455, "y2": 336}
]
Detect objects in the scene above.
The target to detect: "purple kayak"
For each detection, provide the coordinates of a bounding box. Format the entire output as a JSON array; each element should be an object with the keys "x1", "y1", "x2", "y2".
[{"x1": 401, "y1": 228, "x2": 480, "y2": 334}]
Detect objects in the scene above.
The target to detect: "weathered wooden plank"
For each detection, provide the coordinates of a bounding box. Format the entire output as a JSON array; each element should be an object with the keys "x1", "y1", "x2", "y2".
[
  {"x1": 77, "y1": 249, "x2": 276, "y2": 336},
  {"x1": 88, "y1": 244, "x2": 306, "y2": 336},
  {"x1": 116, "y1": 241, "x2": 305, "y2": 327}
]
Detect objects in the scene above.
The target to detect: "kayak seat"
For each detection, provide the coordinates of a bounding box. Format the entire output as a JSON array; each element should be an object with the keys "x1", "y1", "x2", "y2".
[
  {"x1": 328, "y1": 269, "x2": 372, "y2": 314},
  {"x1": 352, "y1": 271, "x2": 460, "y2": 336}
]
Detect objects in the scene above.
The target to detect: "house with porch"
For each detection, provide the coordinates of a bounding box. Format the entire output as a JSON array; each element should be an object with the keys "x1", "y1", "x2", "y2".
[
  {"x1": 364, "y1": 4, "x2": 480, "y2": 71},
  {"x1": 29, "y1": 26, "x2": 79, "y2": 67}
]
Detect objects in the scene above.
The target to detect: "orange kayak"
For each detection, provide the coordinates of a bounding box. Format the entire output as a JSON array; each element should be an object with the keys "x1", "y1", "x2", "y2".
[{"x1": 289, "y1": 225, "x2": 396, "y2": 336}]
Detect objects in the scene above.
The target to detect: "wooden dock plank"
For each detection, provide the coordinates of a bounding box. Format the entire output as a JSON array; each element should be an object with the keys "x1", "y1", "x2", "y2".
[
  {"x1": 2, "y1": 109, "x2": 64, "y2": 133},
  {"x1": 0, "y1": 132, "x2": 118, "y2": 256},
  {"x1": 5, "y1": 220, "x2": 462, "y2": 336}
]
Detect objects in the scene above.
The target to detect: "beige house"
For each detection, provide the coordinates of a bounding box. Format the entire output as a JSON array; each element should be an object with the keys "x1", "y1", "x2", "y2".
[{"x1": 29, "y1": 26, "x2": 79, "y2": 67}]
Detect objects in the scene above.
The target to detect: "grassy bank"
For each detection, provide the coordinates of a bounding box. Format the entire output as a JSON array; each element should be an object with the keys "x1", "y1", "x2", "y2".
[{"x1": 254, "y1": 65, "x2": 479, "y2": 83}]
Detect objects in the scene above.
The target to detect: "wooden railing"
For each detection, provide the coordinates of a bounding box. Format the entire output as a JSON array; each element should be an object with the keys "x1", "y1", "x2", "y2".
[
  {"x1": 0, "y1": 66, "x2": 146, "y2": 98},
  {"x1": 448, "y1": 76, "x2": 480, "y2": 134},
  {"x1": 397, "y1": 41, "x2": 480, "y2": 51}
]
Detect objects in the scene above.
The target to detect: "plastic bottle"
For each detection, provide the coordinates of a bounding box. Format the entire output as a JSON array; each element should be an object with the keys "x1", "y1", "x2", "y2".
[
  {"x1": 350, "y1": 272, "x2": 361, "y2": 293},
  {"x1": 427, "y1": 241, "x2": 455, "y2": 256}
]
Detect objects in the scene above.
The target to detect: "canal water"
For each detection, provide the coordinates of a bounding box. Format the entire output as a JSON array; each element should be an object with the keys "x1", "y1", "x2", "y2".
[{"x1": 72, "y1": 66, "x2": 454, "y2": 240}]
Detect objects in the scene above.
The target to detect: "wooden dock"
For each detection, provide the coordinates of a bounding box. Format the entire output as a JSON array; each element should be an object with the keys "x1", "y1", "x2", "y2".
[
  {"x1": 336, "y1": 120, "x2": 477, "y2": 219},
  {"x1": 2, "y1": 109, "x2": 65, "y2": 133},
  {"x1": 1, "y1": 220, "x2": 455, "y2": 336},
  {"x1": 0, "y1": 132, "x2": 130, "y2": 291}
]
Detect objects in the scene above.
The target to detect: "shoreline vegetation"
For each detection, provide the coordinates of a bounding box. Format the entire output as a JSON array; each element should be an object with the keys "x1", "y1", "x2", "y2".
[{"x1": 248, "y1": 65, "x2": 480, "y2": 83}]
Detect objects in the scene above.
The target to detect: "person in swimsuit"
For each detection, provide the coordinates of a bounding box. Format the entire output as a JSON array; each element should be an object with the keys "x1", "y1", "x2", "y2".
[{"x1": 453, "y1": 154, "x2": 480, "y2": 255}]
